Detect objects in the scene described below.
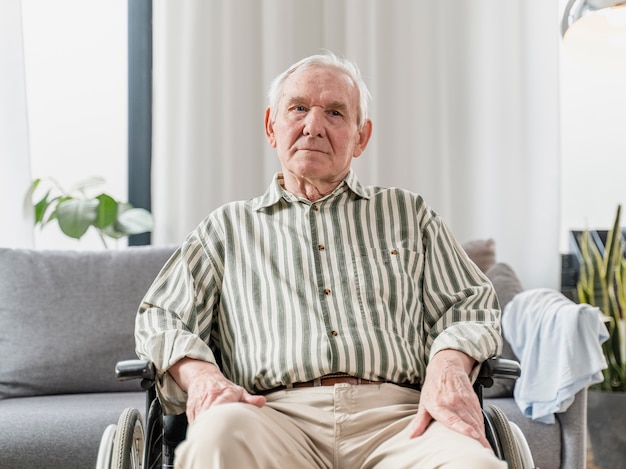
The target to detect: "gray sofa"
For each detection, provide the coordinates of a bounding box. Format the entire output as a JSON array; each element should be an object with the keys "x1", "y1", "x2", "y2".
[
  {"x1": 0, "y1": 246, "x2": 174, "y2": 469},
  {"x1": 465, "y1": 239, "x2": 587, "y2": 469},
  {"x1": 0, "y1": 242, "x2": 586, "y2": 468}
]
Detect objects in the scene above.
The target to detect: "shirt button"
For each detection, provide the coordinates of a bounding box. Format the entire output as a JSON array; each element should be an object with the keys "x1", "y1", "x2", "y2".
[
  {"x1": 312, "y1": 205, "x2": 319, "y2": 211},
  {"x1": 318, "y1": 244, "x2": 325, "y2": 251},
  {"x1": 324, "y1": 289, "x2": 331, "y2": 295},
  {"x1": 331, "y1": 330, "x2": 338, "y2": 336},
  {"x1": 391, "y1": 249, "x2": 398, "y2": 255}
]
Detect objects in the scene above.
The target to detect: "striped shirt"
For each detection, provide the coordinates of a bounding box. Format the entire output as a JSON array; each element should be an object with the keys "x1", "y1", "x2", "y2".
[{"x1": 135, "y1": 171, "x2": 502, "y2": 414}]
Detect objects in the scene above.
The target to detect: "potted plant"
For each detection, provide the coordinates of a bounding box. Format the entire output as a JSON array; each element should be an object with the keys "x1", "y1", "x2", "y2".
[
  {"x1": 26, "y1": 177, "x2": 154, "y2": 248},
  {"x1": 575, "y1": 204, "x2": 626, "y2": 468}
]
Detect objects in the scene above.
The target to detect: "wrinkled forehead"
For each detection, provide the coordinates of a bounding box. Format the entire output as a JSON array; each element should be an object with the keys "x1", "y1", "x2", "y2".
[{"x1": 280, "y1": 65, "x2": 359, "y2": 108}]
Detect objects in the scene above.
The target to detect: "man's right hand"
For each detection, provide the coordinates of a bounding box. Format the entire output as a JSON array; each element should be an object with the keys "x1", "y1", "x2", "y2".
[{"x1": 168, "y1": 357, "x2": 266, "y2": 423}]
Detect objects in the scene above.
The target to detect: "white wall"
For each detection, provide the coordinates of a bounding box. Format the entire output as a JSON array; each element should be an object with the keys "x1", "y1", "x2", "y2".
[
  {"x1": 559, "y1": 4, "x2": 626, "y2": 251},
  {"x1": 17, "y1": 1, "x2": 626, "y2": 253},
  {"x1": 0, "y1": 0, "x2": 33, "y2": 248},
  {"x1": 21, "y1": 0, "x2": 128, "y2": 250}
]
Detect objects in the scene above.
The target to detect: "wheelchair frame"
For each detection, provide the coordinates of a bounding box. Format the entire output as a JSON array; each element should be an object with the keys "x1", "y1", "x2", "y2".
[{"x1": 97, "y1": 357, "x2": 534, "y2": 469}]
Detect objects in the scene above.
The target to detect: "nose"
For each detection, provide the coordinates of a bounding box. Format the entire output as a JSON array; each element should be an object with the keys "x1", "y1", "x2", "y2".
[{"x1": 303, "y1": 107, "x2": 325, "y2": 138}]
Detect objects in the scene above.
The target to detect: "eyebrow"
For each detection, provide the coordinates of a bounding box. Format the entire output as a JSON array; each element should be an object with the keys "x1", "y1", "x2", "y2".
[{"x1": 287, "y1": 97, "x2": 349, "y2": 114}]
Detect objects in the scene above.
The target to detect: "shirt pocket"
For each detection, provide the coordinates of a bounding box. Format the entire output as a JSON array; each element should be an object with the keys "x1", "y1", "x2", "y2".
[{"x1": 351, "y1": 246, "x2": 423, "y2": 332}]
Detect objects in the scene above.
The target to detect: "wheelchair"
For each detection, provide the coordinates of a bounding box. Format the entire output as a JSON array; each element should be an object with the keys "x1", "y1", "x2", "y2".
[{"x1": 96, "y1": 357, "x2": 535, "y2": 469}]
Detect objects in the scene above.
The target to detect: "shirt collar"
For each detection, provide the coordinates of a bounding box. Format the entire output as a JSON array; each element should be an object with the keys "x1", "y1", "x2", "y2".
[{"x1": 252, "y1": 170, "x2": 370, "y2": 211}]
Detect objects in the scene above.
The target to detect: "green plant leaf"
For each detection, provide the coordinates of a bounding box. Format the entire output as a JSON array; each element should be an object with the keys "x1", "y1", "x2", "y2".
[
  {"x1": 24, "y1": 178, "x2": 42, "y2": 220},
  {"x1": 30, "y1": 178, "x2": 42, "y2": 192},
  {"x1": 26, "y1": 177, "x2": 154, "y2": 247},
  {"x1": 116, "y1": 201, "x2": 133, "y2": 214},
  {"x1": 56, "y1": 198, "x2": 99, "y2": 239},
  {"x1": 33, "y1": 191, "x2": 50, "y2": 224},
  {"x1": 94, "y1": 193, "x2": 118, "y2": 229},
  {"x1": 580, "y1": 205, "x2": 626, "y2": 392},
  {"x1": 614, "y1": 260, "x2": 624, "y2": 310},
  {"x1": 605, "y1": 205, "x2": 622, "y2": 283},
  {"x1": 114, "y1": 208, "x2": 154, "y2": 235}
]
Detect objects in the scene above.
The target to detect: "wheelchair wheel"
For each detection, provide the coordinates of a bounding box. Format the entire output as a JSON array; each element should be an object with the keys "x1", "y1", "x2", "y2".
[
  {"x1": 483, "y1": 407, "x2": 503, "y2": 459},
  {"x1": 111, "y1": 407, "x2": 145, "y2": 469},
  {"x1": 483, "y1": 403, "x2": 524, "y2": 469},
  {"x1": 144, "y1": 398, "x2": 164, "y2": 469},
  {"x1": 96, "y1": 424, "x2": 117, "y2": 469},
  {"x1": 510, "y1": 421, "x2": 535, "y2": 468}
]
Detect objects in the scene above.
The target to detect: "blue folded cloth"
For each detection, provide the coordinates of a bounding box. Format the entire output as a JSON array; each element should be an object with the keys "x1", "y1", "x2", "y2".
[{"x1": 503, "y1": 288, "x2": 609, "y2": 423}]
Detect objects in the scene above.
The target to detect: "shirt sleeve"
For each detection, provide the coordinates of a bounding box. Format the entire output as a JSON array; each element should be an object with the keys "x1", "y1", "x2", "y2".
[
  {"x1": 135, "y1": 230, "x2": 221, "y2": 414},
  {"x1": 420, "y1": 214, "x2": 503, "y2": 365}
]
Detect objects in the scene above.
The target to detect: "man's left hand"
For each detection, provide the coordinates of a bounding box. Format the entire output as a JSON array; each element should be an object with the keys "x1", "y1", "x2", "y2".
[{"x1": 409, "y1": 349, "x2": 490, "y2": 448}]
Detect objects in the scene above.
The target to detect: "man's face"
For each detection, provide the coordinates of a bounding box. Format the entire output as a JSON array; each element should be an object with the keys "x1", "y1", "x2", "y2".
[{"x1": 265, "y1": 66, "x2": 372, "y2": 186}]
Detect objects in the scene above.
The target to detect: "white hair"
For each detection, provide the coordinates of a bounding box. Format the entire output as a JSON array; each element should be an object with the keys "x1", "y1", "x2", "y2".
[{"x1": 267, "y1": 51, "x2": 371, "y2": 130}]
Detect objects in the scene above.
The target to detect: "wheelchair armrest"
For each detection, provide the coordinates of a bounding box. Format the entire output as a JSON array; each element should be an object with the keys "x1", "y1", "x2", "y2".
[
  {"x1": 476, "y1": 357, "x2": 521, "y2": 389},
  {"x1": 482, "y1": 357, "x2": 521, "y2": 380},
  {"x1": 115, "y1": 359, "x2": 156, "y2": 390}
]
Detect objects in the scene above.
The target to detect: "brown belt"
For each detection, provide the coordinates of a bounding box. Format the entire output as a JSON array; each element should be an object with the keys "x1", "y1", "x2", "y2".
[{"x1": 260, "y1": 374, "x2": 421, "y2": 394}]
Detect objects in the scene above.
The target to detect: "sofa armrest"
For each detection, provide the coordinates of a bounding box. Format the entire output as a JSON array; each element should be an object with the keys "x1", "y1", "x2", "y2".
[{"x1": 558, "y1": 387, "x2": 587, "y2": 469}]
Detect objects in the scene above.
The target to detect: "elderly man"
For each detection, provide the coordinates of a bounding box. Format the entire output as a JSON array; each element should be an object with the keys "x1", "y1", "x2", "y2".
[{"x1": 136, "y1": 51, "x2": 504, "y2": 468}]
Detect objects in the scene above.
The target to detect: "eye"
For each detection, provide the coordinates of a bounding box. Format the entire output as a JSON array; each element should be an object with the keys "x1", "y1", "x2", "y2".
[
  {"x1": 294, "y1": 105, "x2": 307, "y2": 112},
  {"x1": 329, "y1": 110, "x2": 342, "y2": 116}
]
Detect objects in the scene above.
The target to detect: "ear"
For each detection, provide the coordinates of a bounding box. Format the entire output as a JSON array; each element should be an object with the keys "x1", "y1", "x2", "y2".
[
  {"x1": 264, "y1": 107, "x2": 277, "y2": 148},
  {"x1": 352, "y1": 119, "x2": 373, "y2": 158}
]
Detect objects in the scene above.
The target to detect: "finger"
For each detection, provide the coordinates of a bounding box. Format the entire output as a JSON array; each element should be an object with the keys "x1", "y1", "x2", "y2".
[
  {"x1": 409, "y1": 406, "x2": 431, "y2": 439},
  {"x1": 210, "y1": 387, "x2": 244, "y2": 406},
  {"x1": 186, "y1": 402, "x2": 197, "y2": 423},
  {"x1": 188, "y1": 392, "x2": 214, "y2": 423},
  {"x1": 477, "y1": 433, "x2": 491, "y2": 449},
  {"x1": 469, "y1": 416, "x2": 491, "y2": 449},
  {"x1": 187, "y1": 386, "x2": 266, "y2": 423},
  {"x1": 441, "y1": 411, "x2": 483, "y2": 443},
  {"x1": 242, "y1": 392, "x2": 266, "y2": 407}
]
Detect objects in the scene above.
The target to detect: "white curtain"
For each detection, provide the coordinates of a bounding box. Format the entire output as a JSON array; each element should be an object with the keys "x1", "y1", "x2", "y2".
[
  {"x1": 152, "y1": 0, "x2": 561, "y2": 290},
  {"x1": 0, "y1": 0, "x2": 33, "y2": 249}
]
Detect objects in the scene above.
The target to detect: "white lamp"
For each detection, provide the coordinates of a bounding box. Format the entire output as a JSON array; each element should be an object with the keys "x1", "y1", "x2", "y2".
[{"x1": 561, "y1": 0, "x2": 626, "y2": 36}]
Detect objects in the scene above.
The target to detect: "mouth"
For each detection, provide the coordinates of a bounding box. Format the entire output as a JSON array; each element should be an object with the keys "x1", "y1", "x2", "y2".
[{"x1": 297, "y1": 148, "x2": 327, "y2": 154}]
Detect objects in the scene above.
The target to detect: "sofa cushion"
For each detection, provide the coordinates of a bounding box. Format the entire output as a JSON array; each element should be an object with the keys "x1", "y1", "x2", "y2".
[
  {"x1": 486, "y1": 262, "x2": 524, "y2": 309},
  {"x1": 463, "y1": 239, "x2": 525, "y2": 398},
  {"x1": 462, "y1": 238, "x2": 496, "y2": 272},
  {"x1": 0, "y1": 391, "x2": 145, "y2": 469},
  {"x1": 485, "y1": 395, "x2": 561, "y2": 469},
  {"x1": 0, "y1": 246, "x2": 175, "y2": 399},
  {"x1": 483, "y1": 262, "x2": 525, "y2": 397}
]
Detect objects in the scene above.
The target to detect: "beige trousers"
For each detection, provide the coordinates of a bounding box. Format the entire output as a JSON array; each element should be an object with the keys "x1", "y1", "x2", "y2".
[{"x1": 175, "y1": 383, "x2": 507, "y2": 469}]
